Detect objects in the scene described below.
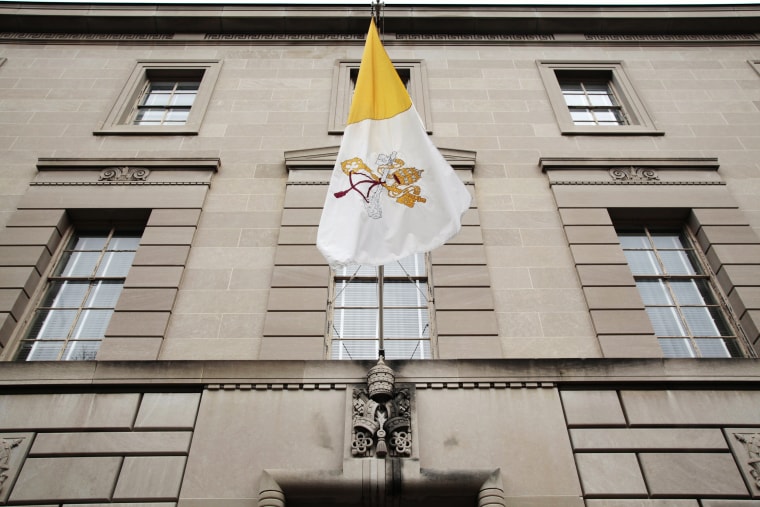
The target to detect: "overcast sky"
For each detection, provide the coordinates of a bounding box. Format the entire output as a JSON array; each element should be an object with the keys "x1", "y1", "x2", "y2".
[{"x1": 3, "y1": 0, "x2": 759, "y2": 4}]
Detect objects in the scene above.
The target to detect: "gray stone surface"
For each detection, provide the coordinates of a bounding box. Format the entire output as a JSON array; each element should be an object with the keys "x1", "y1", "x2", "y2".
[
  {"x1": 113, "y1": 456, "x2": 186, "y2": 501},
  {"x1": 31, "y1": 431, "x2": 192, "y2": 456},
  {"x1": 700, "y1": 502, "x2": 760, "y2": 507},
  {"x1": 10, "y1": 457, "x2": 122, "y2": 503},
  {"x1": 576, "y1": 452, "x2": 648, "y2": 497},
  {"x1": 135, "y1": 392, "x2": 201, "y2": 430},
  {"x1": 622, "y1": 390, "x2": 760, "y2": 425},
  {"x1": 561, "y1": 390, "x2": 626, "y2": 427},
  {"x1": 502, "y1": 498, "x2": 585, "y2": 507},
  {"x1": 639, "y1": 453, "x2": 748, "y2": 497},
  {"x1": 586, "y1": 502, "x2": 698, "y2": 507},
  {"x1": 570, "y1": 428, "x2": 727, "y2": 451},
  {"x1": 0, "y1": 393, "x2": 139, "y2": 430},
  {"x1": 417, "y1": 387, "x2": 582, "y2": 497},
  {"x1": 181, "y1": 388, "x2": 346, "y2": 500},
  {"x1": 598, "y1": 335, "x2": 663, "y2": 358}
]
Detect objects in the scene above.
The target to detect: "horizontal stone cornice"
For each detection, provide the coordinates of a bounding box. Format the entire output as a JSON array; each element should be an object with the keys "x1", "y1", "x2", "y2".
[
  {"x1": 0, "y1": 4, "x2": 759, "y2": 38},
  {"x1": 0, "y1": 358, "x2": 758, "y2": 389}
]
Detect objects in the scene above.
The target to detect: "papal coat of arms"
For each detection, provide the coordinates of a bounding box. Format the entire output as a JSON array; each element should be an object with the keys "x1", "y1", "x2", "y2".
[{"x1": 333, "y1": 151, "x2": 427, "y2": 219}]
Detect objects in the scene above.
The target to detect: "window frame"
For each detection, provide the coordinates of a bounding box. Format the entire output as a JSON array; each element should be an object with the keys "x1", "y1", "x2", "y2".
[
  {"x1": 615, "y1": 224, "x2": 745, "y2": 358},
  {"x1": 558, "y1": 77, "x2": 626, "y2": 126},
  {"x1": 15, "y1": 222, "x2": 145, "y2": 361},
  {"x1": 537, "y1": 61, "x2": 662, "y2": 136},
  {"x1": 132, "y1": 75, "x2": 202, "y2": 127},
  {"x1": 328, "y1": 253, "x2": 436, "y2": 361},
  {"x1": 96, "y1": 59, "x2": 222, "y2": 136},
  {"x1": 329, "y1": 59, "x2": 432, "y2": 134}
]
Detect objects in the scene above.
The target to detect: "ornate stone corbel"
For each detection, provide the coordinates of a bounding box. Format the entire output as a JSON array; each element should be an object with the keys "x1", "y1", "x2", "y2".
[{"x1": 351, "y1": 358, "x2": 412, "y2": 459}]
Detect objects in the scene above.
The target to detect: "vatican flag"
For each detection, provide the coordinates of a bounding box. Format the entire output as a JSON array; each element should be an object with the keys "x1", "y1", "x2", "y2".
[{"x1": 317, "y1": 19, "x2": 472, "y2": 268}]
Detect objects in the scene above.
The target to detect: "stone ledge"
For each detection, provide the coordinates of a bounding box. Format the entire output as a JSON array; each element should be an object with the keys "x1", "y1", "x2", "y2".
[{"x1": 0, "y1": 358, "x2": 758, "y2": 388}]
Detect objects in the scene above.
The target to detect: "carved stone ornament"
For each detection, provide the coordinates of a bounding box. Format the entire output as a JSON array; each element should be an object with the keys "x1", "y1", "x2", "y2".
[
  {"x1": 733, "y1": 432, "x2": 760, "y2": 490},
  {"x1": 351, "y1": 358, "x2": 412, "y2": 459},
  {"x1": 99, "y1": 166, "x2": 150, "y2": 182},
  {"x1": 0, "y1": 433, "x2": 34, "y2": 503},
  {"x1": 609, "y1": 166, "x2": 660, "y2": 182}
]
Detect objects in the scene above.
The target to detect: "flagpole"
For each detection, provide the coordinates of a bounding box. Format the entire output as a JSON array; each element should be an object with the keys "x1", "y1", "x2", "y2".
[
  {"x1": 372, "y1": 0, "x2": 385, "y2": 361},
  {"x1": 378, "y1": 264, "x2": 385, "y2": 359},
  {"x1": 372, "y1": 0, "x2": 383, "y2": 36}
]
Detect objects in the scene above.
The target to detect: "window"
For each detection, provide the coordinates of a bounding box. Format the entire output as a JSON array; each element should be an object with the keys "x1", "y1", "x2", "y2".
[
  {"x1": 537, "y1": 61, "x2": 661, "y2": 135},
  {"x1": 96, "y1": 60, "x2": 221, "y2": 135},
  {"x1": 617, "y1": 226, "x2": 742, "y2": 358},
  {"x1": 329, "y1": 59, "x2": 431, "y2": 134},
  {"x1": 330, "y1": 253, "x2": 433, "y2": 360},
  {"x1": 16, "y1": 226, "x2": 142, "y2": 361},
  {"x1": 559, "y1": 78, "x2": 625, "y2": 126},
  {"x1": 132, "y1": 77, "x2": 201, "y2": 126}
]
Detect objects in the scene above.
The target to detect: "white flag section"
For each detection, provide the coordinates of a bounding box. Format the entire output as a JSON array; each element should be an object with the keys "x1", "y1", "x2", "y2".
[{"x1": 317, "y1": 20, "x2": 471, "y2": 268}]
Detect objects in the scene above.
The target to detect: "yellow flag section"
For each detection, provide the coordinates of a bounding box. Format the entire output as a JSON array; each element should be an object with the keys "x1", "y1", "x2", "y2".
[
  {"x1": 317, "y1": 19, "x2": 472, "y2": 268},
  {"x1": 346, "y1": 20, "x2": 411, "y2": 124}
]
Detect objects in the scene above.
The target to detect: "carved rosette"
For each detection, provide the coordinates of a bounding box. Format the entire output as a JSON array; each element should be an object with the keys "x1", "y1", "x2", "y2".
[
  {"x1": 351, "y1": 359, "x2": 412, "y2": 459},
  {"x1": 609, "y1": 167, "x2": 659, "y2": 182},
  {"x1": 99, "y1": 166, "x2": 151, "y2": 182}
]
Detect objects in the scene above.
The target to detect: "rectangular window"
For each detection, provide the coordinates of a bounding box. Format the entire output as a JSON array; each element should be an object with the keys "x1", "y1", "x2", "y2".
[
  {"x1": 16, "y1": 226, "x2": 142, "y2": 361},
  {"x1": 96, "y1": 60, "x2": 221, "y2": 135},
  {"x1": 559, "y1": 78, "x2": 626, "y2": 126},
  {"x1": 132, "y1": 76, "x2": 201, "y2": 126},
  {"x1": 617, "y1": 226, "x2": 743, "y2": 358},
  {"x1": 330, "y1": 253, "x2": 433, "y2": 360},
  {"x1": 538, "y1": 61, "x2": 661, "y2": 135}
]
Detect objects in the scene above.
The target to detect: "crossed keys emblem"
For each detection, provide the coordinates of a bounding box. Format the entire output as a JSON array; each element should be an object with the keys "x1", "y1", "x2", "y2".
[{"x1": 333, "y1": 152, "x2": 427, "y2": 219}]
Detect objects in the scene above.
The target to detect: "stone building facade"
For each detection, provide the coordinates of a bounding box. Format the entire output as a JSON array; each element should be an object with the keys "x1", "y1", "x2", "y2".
[{"x1": 0, "y1": 3, "x2": 759, "y2": 506}]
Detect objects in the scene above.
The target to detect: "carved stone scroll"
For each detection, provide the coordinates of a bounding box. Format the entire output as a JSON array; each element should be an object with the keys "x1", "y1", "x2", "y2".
[
  {"x1": 609, "y1": 166, "x2": 660, "y2": 182},
  {"x1": 99, "y1": 166, "x2": 150, "y2": 182}
]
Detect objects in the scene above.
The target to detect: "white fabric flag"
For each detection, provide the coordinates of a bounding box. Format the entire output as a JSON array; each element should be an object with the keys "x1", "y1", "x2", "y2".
[{"x1": 317, "y1": 19, "x2": 471, "y2": 268}]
